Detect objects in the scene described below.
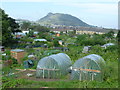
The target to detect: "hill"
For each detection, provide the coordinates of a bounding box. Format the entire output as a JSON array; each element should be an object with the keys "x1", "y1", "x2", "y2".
[{"x1": 37, "y1": 12, "x2": 92, "y2": 27}]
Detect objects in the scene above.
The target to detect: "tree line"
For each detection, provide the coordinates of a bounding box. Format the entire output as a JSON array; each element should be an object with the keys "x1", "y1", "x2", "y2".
[{"x1": 1, "y1": 8, "x2": 50, "y2": 47}]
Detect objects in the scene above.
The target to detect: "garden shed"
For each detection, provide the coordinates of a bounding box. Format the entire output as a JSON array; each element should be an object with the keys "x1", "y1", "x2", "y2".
[
  {"x1": 101, "y1": 43, "x2": 115, "y2": 49},
  {"x1": 0, "y1": 46, "x2": 5, "y2": 52},
  {"x1": 82, "y1": 46, "x2": 91, "y2": 53},
  {"x1": 34, "y1": 39, "x2": 47, "y2": 42},
  {"x1": 11, "y1": 49, "x2": 25, "y2": 64},
  {"x1": 71, "y1": 54, "x2": 105, "y2": 81},
  {"x1": 23, "y1": 60, "x2": 34, "y2": 68},
  {"x1": 36, "y1": 53, "x2": 72, "y2": 78}
]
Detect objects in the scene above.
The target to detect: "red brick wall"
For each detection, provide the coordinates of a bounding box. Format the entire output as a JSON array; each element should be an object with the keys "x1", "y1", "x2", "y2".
[{"x1": 11, "y1": 51, "x2": 25, "y2": 64}]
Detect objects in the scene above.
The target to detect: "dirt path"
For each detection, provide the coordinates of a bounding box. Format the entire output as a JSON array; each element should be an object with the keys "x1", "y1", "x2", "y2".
[{"x1": 15, "y1": 69, "x2": 69, "y2": 82}]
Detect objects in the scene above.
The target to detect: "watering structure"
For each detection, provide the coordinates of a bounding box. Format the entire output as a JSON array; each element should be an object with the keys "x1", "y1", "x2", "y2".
[
  {"x1": 71, "y1": 54, "x2": 105, "y2": 81},
  {"x1": 36, "y1": 53, "x2": 72, "y2": 78}
]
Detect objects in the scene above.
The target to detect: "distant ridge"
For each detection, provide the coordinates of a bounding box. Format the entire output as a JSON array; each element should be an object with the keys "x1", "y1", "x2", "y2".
[{"x1": 37, "y1": 12, "x2": 93, "y2": 27}]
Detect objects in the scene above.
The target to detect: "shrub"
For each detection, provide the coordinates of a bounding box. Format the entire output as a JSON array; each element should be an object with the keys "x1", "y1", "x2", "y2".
[
  {"x1": 2, "y1": 77, "x2": 24, "y2": 89},
  {"x1": 11, "y1": 58, "x2": 18, "y2": 64},
  {"x1": 105, "y1": 45, "x2": 118, "y2": 51}
]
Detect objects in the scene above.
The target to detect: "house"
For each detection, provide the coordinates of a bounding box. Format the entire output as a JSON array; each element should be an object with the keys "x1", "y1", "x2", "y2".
[
  {"x1": 82, "y1": 46, "x2": 91, "y2": 53},
  {"x1": 34, "y1": 39, "x2": 47, "y2": 42},
  {"x1": 51, "y1": 30, "x2": 61, "y2": 34},
  {"x1": 23, "y1": 60, "x2": 34, "y2": 68},
  {"x1": 63, "y1": 47, "x2": 69, "y2": 51},
  {"x1": 41, "y1": 44, "x2": 48, "y2": 48},
  {"x1": 0, "y1": 46, "x2": 5, "y2": 52},
  {"x1": 22, "y1": 31, "x2": 29, "y2": 34},
  {"x1": 33, "y1": 31, "x2": 39, "y2": 35},
  {"x1": 114, "y1": 34, "x2": 117, "y2": 37},
  {"x1": 76, "y1": 30, "x2": 96, "y2": 35},
  {"x1": 28, "y1": 55, "x2": 35, "y2": 59},
  {"x1": 101, "y1": 43, "x2": 115, "y2": 49},
  {"x1": 2, "y1": 53, "x2": 6, "y2": 56},
  {"x1": 11, "y1": 49, "x2": 25, "y2": 64},
  {"x1": 54, "y1": 47, "x2": 63, "y2": 50},
  {"x1": 56, "y1": 33, "x2": 60, "y2": 37},
  {"x1": 66, "y1": 30, "x2": 75, "y2": 33},
  {"x1": 51, "y1": 37, "x2": 57, "y2": 40},
  {"x1": 65, "y1": 43, "x2": 75, "y2": 46},
  {"x1": 25, "y1": 45, "x2": 33, "y2": 48},
  {"x1": 58, "y1": 40, "x2": 64, "y2": 45},
  {"x1": 14, "y1": 32, "x2": 26, "y2": 38}
]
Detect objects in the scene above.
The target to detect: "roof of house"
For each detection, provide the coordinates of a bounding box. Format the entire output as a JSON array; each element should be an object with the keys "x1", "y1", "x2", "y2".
[
  {"x1": 34, "y1": 39, "x2": 47, "y2": 42},
  {"x1": 54, "y1": 47, "x2": 63, "y2": 50},
  {"x1": 0, "y1": 46, "x2": 4, "y2": 48},
  {"x1": 63, "y1": 47, "x2": 69, "y2": 49},
  {"x1": 28, "y1": 55, "x2": 35, "y2": 58},
  {"x1": 11, "y1": 49, "x2": 24, "y2": 52},
  {"x1": 59, "y1": 40, "x2": 63, "y2": 42},
  {"x1": 15, "y1": 32, "x2": 26, "y2": 36},
  {"x1": 102, "y1": 43, "x2": 115, "y2": 47},
  {"x1": 22, "y1": 31, "x2": 29, "y2": 34},
  {"x1": 33, "y1": 32, "x2": 39, "y2": 34}
]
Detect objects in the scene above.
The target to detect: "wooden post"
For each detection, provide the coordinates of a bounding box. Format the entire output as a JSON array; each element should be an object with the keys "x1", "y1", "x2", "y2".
[
  {"x1": 54, "y1": 70, "x2": 55, "y2": 79},
  {"x1": 54, "y1": 66, "x2": 55, "y2": 79},
  {"x1": 79, "y1": 70, "x2": 81, "y2": 81},
  {"x1": 43, "y1": 69, "x2": 44, "y2": 79},
  {"x1": 56, "y1": 70, "x2": 59, "y2": 78},
  {"x1": 59, "y1": 70, "x2": 61, "y2": 79},
  {"x1": 48, "y1": 70, "x2": 49, "y2": 79},
  {"x1": 86, "y1": 72, "x2": 87, "y2": 80},
  {"x1": 92, "y1": 72, "x2": 94, "y2": 81},
  {"x1": 58, "y1": 70, "x2": 60, "y2": 79}
]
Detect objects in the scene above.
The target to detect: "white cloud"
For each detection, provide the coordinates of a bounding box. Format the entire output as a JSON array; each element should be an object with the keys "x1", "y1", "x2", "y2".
[
  {"x1": 2, "y1": 0, "x2": 49, "y2": 2},
  {"x1": 54, "y1": 2, "x2": 118, "y2": 15},
  {"x1": 53, "y1": 2, "x2": 118, "y2": 28},
  {"x1": 2, "y1": 0, "x2": 119, "y2": 3}
]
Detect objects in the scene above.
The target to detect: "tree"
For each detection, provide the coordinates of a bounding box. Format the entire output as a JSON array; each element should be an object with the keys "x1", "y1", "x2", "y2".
[
  {"x1": 53, "y1": 39, "x2": 60, "y2": 47},
  {"x1": 117, "y1": 30, "x2": 120, "y2": 57},
  {"x1": 21, "y1": 21, "x2": 31, "y2": 31},
  {"x1": 1, "y1": 8, "x2": 20, "y2": 46},
  {"x1": 105, "y1": 30, "x2": 115, "y2": 39},
  {"x1": 75, "y1": 34, "x2": 106, "y2": 46},
  {"x1": 34, "y1": 25, "x2": 50, "y2": 32},
  {"x1": 27, "y1": 30, "x2": 34, "y2": 37},
  {"x1": 38, "y1": 32, "x2": 46, "y2": 38},
  {"x1": 75, "y1": 34, "x2": 88, "y2": 45},
  {"x1": 117, "y1": 30, "x2": 120, "y2": 42}
]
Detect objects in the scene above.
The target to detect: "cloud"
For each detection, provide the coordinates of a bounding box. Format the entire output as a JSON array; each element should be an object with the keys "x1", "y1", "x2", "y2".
[
  {"x1": 2, "y1": 0, "x2": 49, "y2": 2},
  {"x1": 1, "y1": 0, "x2": 118, "y2": 28},
  {"x1": 54, "y1": 2, "x2": 118, "y2": 15},
  {"x1": 2, "y1": 0, "x2": 119, "y2": 3}
]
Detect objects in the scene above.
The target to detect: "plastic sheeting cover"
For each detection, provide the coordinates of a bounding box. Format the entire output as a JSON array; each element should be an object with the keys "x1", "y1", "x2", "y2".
[
  {"x1": 36, "y1": 53, "x2": 72, "y2": 78},
  {"x1": 71, "y1": 54, "x2": 105, "y2": 81}
]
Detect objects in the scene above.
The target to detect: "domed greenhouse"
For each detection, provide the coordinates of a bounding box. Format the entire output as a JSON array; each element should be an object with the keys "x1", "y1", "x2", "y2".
[
  {"x1": 71, "y1": 54, "x2": 106, "y2": 81},
  {"x1": 36, "y1": 53, "x2": 72, "y2": 78}
]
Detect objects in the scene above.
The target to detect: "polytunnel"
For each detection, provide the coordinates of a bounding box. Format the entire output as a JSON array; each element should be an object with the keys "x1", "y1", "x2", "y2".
[
  {"x1": 71, "y1": 54, "x2": 106, "y2": 81},
  {"x1": 36, "y1": 53, "x2": 72, "y2": 78}
]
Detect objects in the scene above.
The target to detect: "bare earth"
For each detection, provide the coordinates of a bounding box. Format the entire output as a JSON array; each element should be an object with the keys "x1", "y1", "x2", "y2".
[{"x1": 15, "y1": 69, "x2": 69, "y2": 82}]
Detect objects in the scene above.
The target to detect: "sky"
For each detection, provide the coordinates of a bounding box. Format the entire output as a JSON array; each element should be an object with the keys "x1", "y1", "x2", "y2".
[{"x1": 1, "y1": 0, "x2": 119, "y2": 29}]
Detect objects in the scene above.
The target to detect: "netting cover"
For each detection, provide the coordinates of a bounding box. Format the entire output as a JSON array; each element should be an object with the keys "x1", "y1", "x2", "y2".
[
  {"x1": 71, "y1": 54, "x2": 105, "y2": 81},
  {"x1": 36, "y1": 53, "x2": 72, "y2": 78}
]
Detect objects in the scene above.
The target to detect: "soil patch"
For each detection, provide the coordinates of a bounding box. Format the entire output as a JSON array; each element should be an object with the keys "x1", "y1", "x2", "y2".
[{"x1": 15, "y1": 69, "x2": 69, "y2": 82}]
